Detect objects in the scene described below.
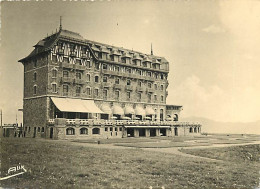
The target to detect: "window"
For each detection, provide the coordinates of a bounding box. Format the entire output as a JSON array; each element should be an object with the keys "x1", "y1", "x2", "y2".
[
  {"x1": 86, "y1": 87, "x2": 91, "y2": 96},
  {"x1": 154, "y1": 95, "x2": 157, "y2": 102},
  {"x1": 148, "y1": 72, "x2": 152, "y2": 77},
  {"x1": 76, "y1": 86, "x2": 81, "y2": 96},
  {"x1": 37, "y1": 127, "x2": 40, "y2": 132},
  {"x1": 103, "y1": 76, "x2": 107, "y2": 83},
  {"x1": 86, "y1": 74, "x2": 90, "y2": 82},
  {"x1": 41, "y1": 127, "x2": 44, "y2": 132},
  {"x1": 138, "y1": 81, "x2": 142, "y2": 87},
  {"x1": 148, "y1": 93, "x2": 151, "y2": 103},
  {"x1": 95, "y1": 76, "x2": 99, "y2": 83},
  {"x1": 160, "y1": 85, "x2": 163, "y2": 91},
  {"x1": 52, "y1": 69, "x2": 57, "y2": 78},
  {"x1": 127, "y1": 68, "x2": 132, "y2": 74},
  {"x1": 115, "y1": 127, "x2": 118, "y2": 132},
  {"x1": 148, "y1": 83, "x2": 152, "y2": 88},
  {"x1": 115, "y1": 78, "x2": 120, "y2": 84},
  {"x1": 86, "y1": 61, "x2": 91, "y2": 68},
  {"x1": 161, "y1": 74, "x2": 164, "y2": 80},
  {"x1": 94, "y1": 88, "x2": 99, "y2": 97},
  {"x1": 92, "y1": 128, "x2": 100, "y2": 135},
  {"x1": 115, "y1": 91, "x2": 119, "y2": 100},
  {"x1": 105, "y1": 127, "x2": 108, "y2": 132},
  {"x1": 66, "y1": 128, "x2": 75, "y2": 135},
  {"x1": 127, "y1": 79, "x2": 131, "y2": 86},
  {"x1": 115, "y1": 66, "x2": 120, "y2": 72},
  {"x1": 33, "y1": 72, "x2": 37, "y2": 81},
  {"x1": 76, "y1": 72, "x2": 82, "y2": 79},
  {"x1": 52, "y1": 83, "x2": 57, "y2": 93},
  {"x1": 127, "y1": 91, "x2": 131, "y2": 100},
  {"x1": 63, "y1": 85, "x2": 69, "y2": 96},
  {"x1": 161, "y1": 95, "x2": 164, "y2": 102},
  {"x1": 138, "y1": 93, "x2": 141, "y2": 102},
  {"x1": 95, "y1": 63, "x2": 99, "y2": 70},
  {"x1": 189, "y1": 127, "x2": 193, "y2": 133},
  {"x1": 63, "y1": 71, "x2": 69, "y2": 78},
  {"x1": 103, "y1": 89, "x2": 108, "y2": 99},
  {"x1": 154, "y1": 84, "x2": 157, "y2": 90},
  {"x1": 110, "y1": 127, "x2": 113, "y2": 132},
  {"x1": 119, "y1": 127, "x2": 122, "y2": 131},
  {"x1": 80, "y1": 128, "x2": 88, "y2": 135},
  {"x1": 103, "y1": 64, "x2": 108, "y2": 70},
  {"x1": 33, "y1": 85, "x2": 37, "y2": 95}
]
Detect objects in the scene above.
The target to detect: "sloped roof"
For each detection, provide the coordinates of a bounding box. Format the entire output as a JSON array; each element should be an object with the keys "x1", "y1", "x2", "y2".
[{"x1": 19, "y1": 28, "x2": 169, "y2": 65}]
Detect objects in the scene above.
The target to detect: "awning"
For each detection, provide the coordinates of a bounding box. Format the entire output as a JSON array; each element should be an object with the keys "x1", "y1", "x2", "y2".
[
  {"x1": 112, "y1": 105, "x2": 124, "y2": 115},
  {"x1": 100, "y1": 104, "x2": 112, "y2": 114},
  {"x1": 135, "y1": 106, "x2": 146, "y2": 116},
  {"x1": 124, "y1": 106, "x2": 135, "y2": 114},
  {"x1": 145, "y1": 107, "x2": 155, "y2": 115},
  {"x1": 51, "y1": 97, "x2": 103, "y2": 113}
]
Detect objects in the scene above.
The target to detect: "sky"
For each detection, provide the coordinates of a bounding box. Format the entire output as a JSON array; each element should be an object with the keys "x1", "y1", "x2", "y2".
[{"x1": 0, "y1": 0, "x2": 260, "y2": 124}]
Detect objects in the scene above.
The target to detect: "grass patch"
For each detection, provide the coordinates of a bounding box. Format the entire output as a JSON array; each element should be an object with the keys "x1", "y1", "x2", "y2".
[{"x1": 0, "y1": 138, "x2": 259, "y2": 189}]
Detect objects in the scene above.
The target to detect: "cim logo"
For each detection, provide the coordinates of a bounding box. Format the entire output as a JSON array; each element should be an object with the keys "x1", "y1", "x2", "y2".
[{"x1": 0, "y1": 164, "x2": 27, "y2": 180}]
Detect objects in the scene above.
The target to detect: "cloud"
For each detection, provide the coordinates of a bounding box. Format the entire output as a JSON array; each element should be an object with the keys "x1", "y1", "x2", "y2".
[{"x1": 202, "y1": 24, "x2": 226, "y2": 33}]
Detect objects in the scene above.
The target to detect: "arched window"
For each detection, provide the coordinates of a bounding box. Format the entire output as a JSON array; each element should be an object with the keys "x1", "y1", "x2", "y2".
[
  {"x1": 66, "y1": 128, "x2": 75, "y2": 135},
  {"x1": 194, "y1": 127, "x2": 197, "y2": 133},
  {"x1": 33, "y1": 72, "x2": 37, "y2": 81},
  {"x1": 80, "y1": 128, "x2": 88, "y2": 135},
  {"x1": 189, "y1": 127, "x2": 193, "y2": 133},
  {"x1": 86, "y1": 74, "x2": 90, "y2": 82},
  {"x1": 52, "y1": 83, "x2": 57, "y2": 93},
  {"x1": 92, "y1": 128, "x2": 100, "y2": 135},
  {"x1": 76, "y1": 72, "x2": 82, "y2": 79},
  {"x1": 86, "y1": 87, "x2": 91, "y2": 96},
  {"x1": 95, "y1": 76, "x2": 99, "y2": 83},
  {"x1": 52, "y1": 69, "x2": 57, "y2": 78},
  {"x1": 33, "y1": 85, "x2": 37, "y2": 95}
]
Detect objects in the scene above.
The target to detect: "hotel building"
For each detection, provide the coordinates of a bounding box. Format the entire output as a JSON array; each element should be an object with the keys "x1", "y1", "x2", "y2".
[{"x1": 19, "y1": 24, "x2": 201, "y2": 139}]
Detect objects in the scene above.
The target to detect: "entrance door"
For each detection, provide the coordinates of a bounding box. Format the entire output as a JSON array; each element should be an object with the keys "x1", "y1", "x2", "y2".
[
  {"x1": 127, "y1": 128, "x2": 134, "y2": 137},
  {"x1": 150, "y1": 128, "x2": 156, "y2": 137},
  {"x1": 50, "y1": 127, "x2": 53, "y2": 139},
  {"x1": 160, "y1": 128, "x2": 166, "y2": 136},
  {"x1": 174, "y1": 127, "x2": 178, "y2": 136},
  {"x1": 139, "y1": 128, "x2": 145, "y2": 137}
]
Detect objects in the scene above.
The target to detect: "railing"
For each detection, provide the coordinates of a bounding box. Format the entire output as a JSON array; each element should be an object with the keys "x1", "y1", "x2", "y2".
[{"x1": 48, "y1": 119, "x2": 201, "y2": 127}]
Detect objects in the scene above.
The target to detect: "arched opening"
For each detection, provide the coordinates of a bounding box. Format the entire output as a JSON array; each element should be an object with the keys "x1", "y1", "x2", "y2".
[
  {"x1": 66, "y1": 128, "x2": 75, "y2": 135},
  {"x1": 174, "y1": 114, "x2": 179, "y2": 121},
  {"x1": 92, "y1": 128, "x2": 100, "y2": 135},
  {"x1": 80, "y1": 128, "x2": 88, "y2": 135},
  {"x1": 189, "y1": 127, "x2": 193, "y2": 133},
  {"x1": 194, "y1": 127, "x2": 197, "y2": 133}
]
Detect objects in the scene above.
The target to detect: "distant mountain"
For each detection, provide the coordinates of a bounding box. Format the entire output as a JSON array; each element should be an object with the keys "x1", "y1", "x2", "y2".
[{"x1": 181, "y1": 117, "x2": 260, "y2": 134}]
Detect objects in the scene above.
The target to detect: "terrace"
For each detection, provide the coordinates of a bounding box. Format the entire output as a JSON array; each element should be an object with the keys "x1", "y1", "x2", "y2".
[{"x1": 47, "y1": 118, "x2": 201, "y2": 127}]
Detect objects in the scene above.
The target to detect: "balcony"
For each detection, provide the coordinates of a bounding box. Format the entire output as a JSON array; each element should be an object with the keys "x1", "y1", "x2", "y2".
[
  {"x1": 74, "y1": 64, "x2": 85, "y2": 71},
  {"x1": 74, "y1": 78, "x2": 85, "y2": 85},
  {"x1": 61, "y1": 77, "x2": 73, "y2": 83},
  {"x1": 60, "y1": 62, "x2": 74, "y2": 69},
  {"x1": 70, "y1": 52, "x2": 76, "y2": 57},
  {"x1": 102, "y1": 82, "x2": 112, "y2": 88},
  {"x1": 125, "y1": 85, "x2": 133, "y2": 91},
  {"x1": 146, "y1": 88, "x2": 154, "y2": 93},
  {"x1": 57, "y1": 49, "x2": 64, "y2": 55},
  {"x1": 136, "y1": 86, "x2": 144, "y2": 92},
  {"x1": 113, "y1": 84, "x2": 121, "y2": 90}
]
